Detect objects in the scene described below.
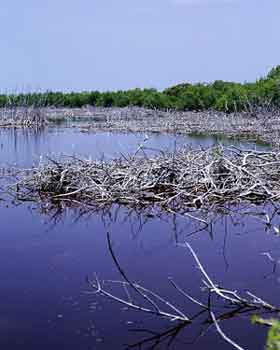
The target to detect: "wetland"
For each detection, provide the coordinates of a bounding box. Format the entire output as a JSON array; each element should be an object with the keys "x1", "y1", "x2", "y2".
[{"x1": 0, "y1": 114, "x2": 280, "y2": 350}]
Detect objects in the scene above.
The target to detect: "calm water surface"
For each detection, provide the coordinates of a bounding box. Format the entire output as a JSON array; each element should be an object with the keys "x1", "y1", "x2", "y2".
[
  {"x1": 0, "y1": 127, "x2": 269, "y2": 167},
  {"x1": 0, "y1": 127, "x2": 278, "y2": 350}
]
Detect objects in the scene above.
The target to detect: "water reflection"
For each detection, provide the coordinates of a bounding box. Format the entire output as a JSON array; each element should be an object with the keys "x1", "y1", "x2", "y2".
[
  {"x1": 2, "y1": 197, "x2": 279, "y2": 349},
  {"x1": 0, "y1": 127, "x2": 278, "y2": 349},
  {"x1": 86, "y1": 205, "x2": 280, "y2": 350},
  {"x1": 0, "y1": 127, "x2": 270, "y2": 168}
]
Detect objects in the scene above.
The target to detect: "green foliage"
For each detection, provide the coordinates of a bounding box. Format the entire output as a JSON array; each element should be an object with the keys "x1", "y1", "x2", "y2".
[
  {"x1": 164, "y1": 83, "x2": 192, "y2": 97},
  {"x1": 267, "y1": 321, "x2": 280, "y2": 350},
  {"x1": 0, "y1": 94, "x2": 8, "y2": 107},
  {"x1": 252, "y1": 316, "x2": 280, "y2": 350},
  {"x1": 267, "y1": 65, "x2": 280, "y2": 80},
  {"x1": 2, "y1": 66, "x2": 280, "y2": 112}
]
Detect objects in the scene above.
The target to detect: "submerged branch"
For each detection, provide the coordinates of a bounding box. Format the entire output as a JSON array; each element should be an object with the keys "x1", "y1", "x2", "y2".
[{"x1": 87, "y1": 236, "x2": 280, "y2": 350}]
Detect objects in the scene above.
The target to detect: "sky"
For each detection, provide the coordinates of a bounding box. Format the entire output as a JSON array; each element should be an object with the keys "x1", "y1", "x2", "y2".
[{"x1": 0, "y1": 0, "x2": 279, "y2": 91}]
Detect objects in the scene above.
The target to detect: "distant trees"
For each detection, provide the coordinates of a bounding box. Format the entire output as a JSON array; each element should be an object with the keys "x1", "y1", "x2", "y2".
[{"x1": 1, "y1": 66, "x2": 280, "y2": 113}]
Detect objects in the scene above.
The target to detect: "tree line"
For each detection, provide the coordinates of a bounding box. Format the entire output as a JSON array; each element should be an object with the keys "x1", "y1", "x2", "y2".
[{"x1": 1, "y1": 66, "x2": 280, "y2": 113}]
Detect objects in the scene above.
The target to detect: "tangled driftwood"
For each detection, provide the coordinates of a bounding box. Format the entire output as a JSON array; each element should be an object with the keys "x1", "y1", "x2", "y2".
[
  {"x1": 1, "y1": 105, "x2": 280, "y2": 148},
  {"x1": 56, "y1": 106, "x2": 280, "y2": 148},
  {"x1": 10, "y1": 146, "x2": 280, "y2": 211},
  {"x1": 0, "y1": 106, "x2": 47, "y2": 127}
]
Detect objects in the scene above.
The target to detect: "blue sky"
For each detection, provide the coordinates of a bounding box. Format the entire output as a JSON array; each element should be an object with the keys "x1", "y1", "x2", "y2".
[{"x1": 0, "y1": 0, "x2": 279, "y2": 91}]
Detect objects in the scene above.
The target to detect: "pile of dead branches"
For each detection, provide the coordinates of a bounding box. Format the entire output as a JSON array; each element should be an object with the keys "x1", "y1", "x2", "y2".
[
  {"x1": 0, "y1": 105, "x2": 48, "y2": 127},
  {"x1": 64, "y1": 107, "x2": 280, "y2": 148},
  {"x1": 9, "y1": 146, "x2": 280, "y2": 211}
]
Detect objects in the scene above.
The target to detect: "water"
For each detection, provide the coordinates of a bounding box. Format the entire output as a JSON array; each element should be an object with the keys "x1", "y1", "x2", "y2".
[
  {"x1": 0, "y1": 127, "x2": 278, "y2": 350},
  {"x1": 0, "y1": 127, "x2": 269, "y2": 167}
]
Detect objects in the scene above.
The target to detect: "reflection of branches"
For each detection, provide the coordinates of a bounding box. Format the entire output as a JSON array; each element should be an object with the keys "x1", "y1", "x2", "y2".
[
  {"x1": 3, "y1": 196, "x2": 212, "y2": 244},
  {"x1": 124, "y1": 305, "x2": 262, "y2": 350},
  {"x1": 87, "y1": 234, "x2": 280, "y2": 350},
  {"x1": 222, "y1": 215, "x2": 230, "y2": 270},
  {"x1": 87, "y1": 233, "x2": 191, "y2": 322},
  {"x1": 6, "y1": 181, "x2": 280, "y2": 243},
  {"x1": 261, "y1": 252, "x2": 280, "y2": 280},
  {"x1": 125, "y1": 321, "x2": 191, "y2": 349},
  {"x1": 106, "y1": 232, "x2": 169, "y2": 315}
]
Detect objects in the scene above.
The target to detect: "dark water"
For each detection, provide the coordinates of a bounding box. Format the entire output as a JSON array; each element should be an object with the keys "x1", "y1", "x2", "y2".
[{"x1": 0, "y1": 127, "x2": 278, "y2": 350}]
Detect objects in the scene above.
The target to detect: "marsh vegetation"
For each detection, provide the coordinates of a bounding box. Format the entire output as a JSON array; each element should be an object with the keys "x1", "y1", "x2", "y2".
[{"x1": 0, "y1": 66, "x2": 280, "y2": 113}]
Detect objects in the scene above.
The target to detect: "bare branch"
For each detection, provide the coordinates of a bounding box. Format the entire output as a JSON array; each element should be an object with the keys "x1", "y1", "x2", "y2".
[{"x1": 210, "y1": 311, "x2": 245, "y2": 350}]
